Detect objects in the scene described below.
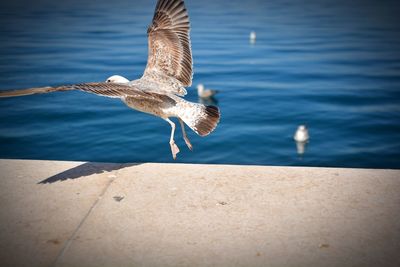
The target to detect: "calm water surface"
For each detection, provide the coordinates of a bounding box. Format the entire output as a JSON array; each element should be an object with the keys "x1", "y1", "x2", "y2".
[{"x1": 0, "y1": 0, "x2": 399, "y2": 168}]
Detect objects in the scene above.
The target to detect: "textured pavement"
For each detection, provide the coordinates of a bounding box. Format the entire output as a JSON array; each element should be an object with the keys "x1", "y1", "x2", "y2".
[{"x1": 0, "y1": 159, "x2": 399, "y2": 267}]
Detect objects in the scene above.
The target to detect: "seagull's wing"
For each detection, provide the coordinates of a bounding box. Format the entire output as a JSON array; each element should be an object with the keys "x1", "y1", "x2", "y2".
[
  {"x1": 142, "y1": 0, "x2": 193, "y2": 96},
  {"x1": 0, "y1": 83, "x2": 164, "y2": 102}
]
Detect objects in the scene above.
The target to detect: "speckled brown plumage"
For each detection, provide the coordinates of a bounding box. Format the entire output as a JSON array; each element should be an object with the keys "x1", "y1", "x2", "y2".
[{"x1": 145, "y1": 0, "x2": 193, "y2": 89}]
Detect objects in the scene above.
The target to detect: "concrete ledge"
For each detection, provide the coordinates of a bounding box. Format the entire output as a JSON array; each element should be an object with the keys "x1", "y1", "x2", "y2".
[{"x1": 0, "y1": 159, "x2": 399, "y2": 267}]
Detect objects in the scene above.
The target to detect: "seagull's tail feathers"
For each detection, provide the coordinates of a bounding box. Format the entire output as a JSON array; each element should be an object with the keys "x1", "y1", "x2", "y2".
[
  {"x1": 0, "y1": 86, "x2": 73, "y2": 98},
  {"x1": 179, "y1": 103, "x2": 220, "y2": 137}
]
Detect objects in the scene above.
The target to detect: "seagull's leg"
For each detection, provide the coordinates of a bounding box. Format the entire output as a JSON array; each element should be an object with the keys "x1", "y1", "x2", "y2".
[
  {"x1": 165, "y1": 118, "x2": 180, "y2": 159},
  {"x1": 179, "y1": 118, "x2": 193, "y2": 151}
]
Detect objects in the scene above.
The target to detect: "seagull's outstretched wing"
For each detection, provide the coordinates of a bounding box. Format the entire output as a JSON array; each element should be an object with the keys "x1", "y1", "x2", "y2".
[
  {"x1": 0, "y1": 83, "x2": 163, "y2": 102},
  {"x1": 141, "y1": 0, "x2": 193, "y2": 96}
]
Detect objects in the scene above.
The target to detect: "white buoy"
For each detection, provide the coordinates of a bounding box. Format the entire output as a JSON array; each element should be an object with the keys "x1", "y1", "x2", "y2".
[{"x1": 250, "y1": 31, "x2": 256, "y2": 44}]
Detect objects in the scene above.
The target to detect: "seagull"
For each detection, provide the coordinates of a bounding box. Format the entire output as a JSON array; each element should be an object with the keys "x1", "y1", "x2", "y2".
[
  {"x1": 0, "y1": 0, "x2": 220, "y2": 160},
  {"x1": 294, "y1": 125, "x2": 309, "y2": 155},
  {"x1": 197, "y1": 83, "x2": 218, "y2": 99},
  {"x1": 294, "y1": 125, "x2": 309, "y2": 143}
]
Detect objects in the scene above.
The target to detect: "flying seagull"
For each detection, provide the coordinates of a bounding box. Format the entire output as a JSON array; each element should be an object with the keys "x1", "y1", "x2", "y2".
[{"x1": 0, "y1": 0, "x2": 220, "y2": 159}]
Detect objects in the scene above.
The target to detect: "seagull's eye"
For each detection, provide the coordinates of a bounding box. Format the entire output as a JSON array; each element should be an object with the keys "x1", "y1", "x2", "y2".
[{"x1": 106, "y1": 79, "x2": 111, "y2": 83}]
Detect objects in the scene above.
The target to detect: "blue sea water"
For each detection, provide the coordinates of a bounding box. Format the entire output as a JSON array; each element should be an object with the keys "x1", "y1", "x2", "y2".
[{"x1": 0, "y1": 0, "x2": 399, "y2": 168}]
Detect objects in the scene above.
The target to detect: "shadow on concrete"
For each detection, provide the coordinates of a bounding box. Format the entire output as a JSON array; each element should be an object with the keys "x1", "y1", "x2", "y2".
[{"x1": 38, "y1": 162, "x2": 139, "y2": 184}]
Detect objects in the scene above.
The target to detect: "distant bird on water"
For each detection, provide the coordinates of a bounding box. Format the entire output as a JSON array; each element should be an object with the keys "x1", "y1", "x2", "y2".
[
  {"x1": 294, "y1": 125, "x2": 309, "y2": 155},
  {"x1": 250, "y1": 31, "x2": 256, "y2": 43},
  {"x1": 0, "y1": 0, "x2": 220, "y2": 160},
  {"x1": 197, "y1": 83, "x2": 218, "y2": 99},
  {"x1": 294, "y1": 125, "x2": 309, "y2": 143}
]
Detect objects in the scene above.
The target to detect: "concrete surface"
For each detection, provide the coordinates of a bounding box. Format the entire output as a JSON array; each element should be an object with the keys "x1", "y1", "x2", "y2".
[{"x1": 0, "y1": 159, "x2": 399, "y2": 267}]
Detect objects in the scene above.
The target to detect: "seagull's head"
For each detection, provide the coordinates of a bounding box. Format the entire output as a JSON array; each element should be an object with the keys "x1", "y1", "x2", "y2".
[
  {"x1": 197, "y1": 83, "x2": 205, "y2": 93},
  {"x1": 105, "y1": 75, "x2": 129, "y2": 83},
  {"x1": 298, "y1": 125, "x2": 307, "y2": 131}
]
